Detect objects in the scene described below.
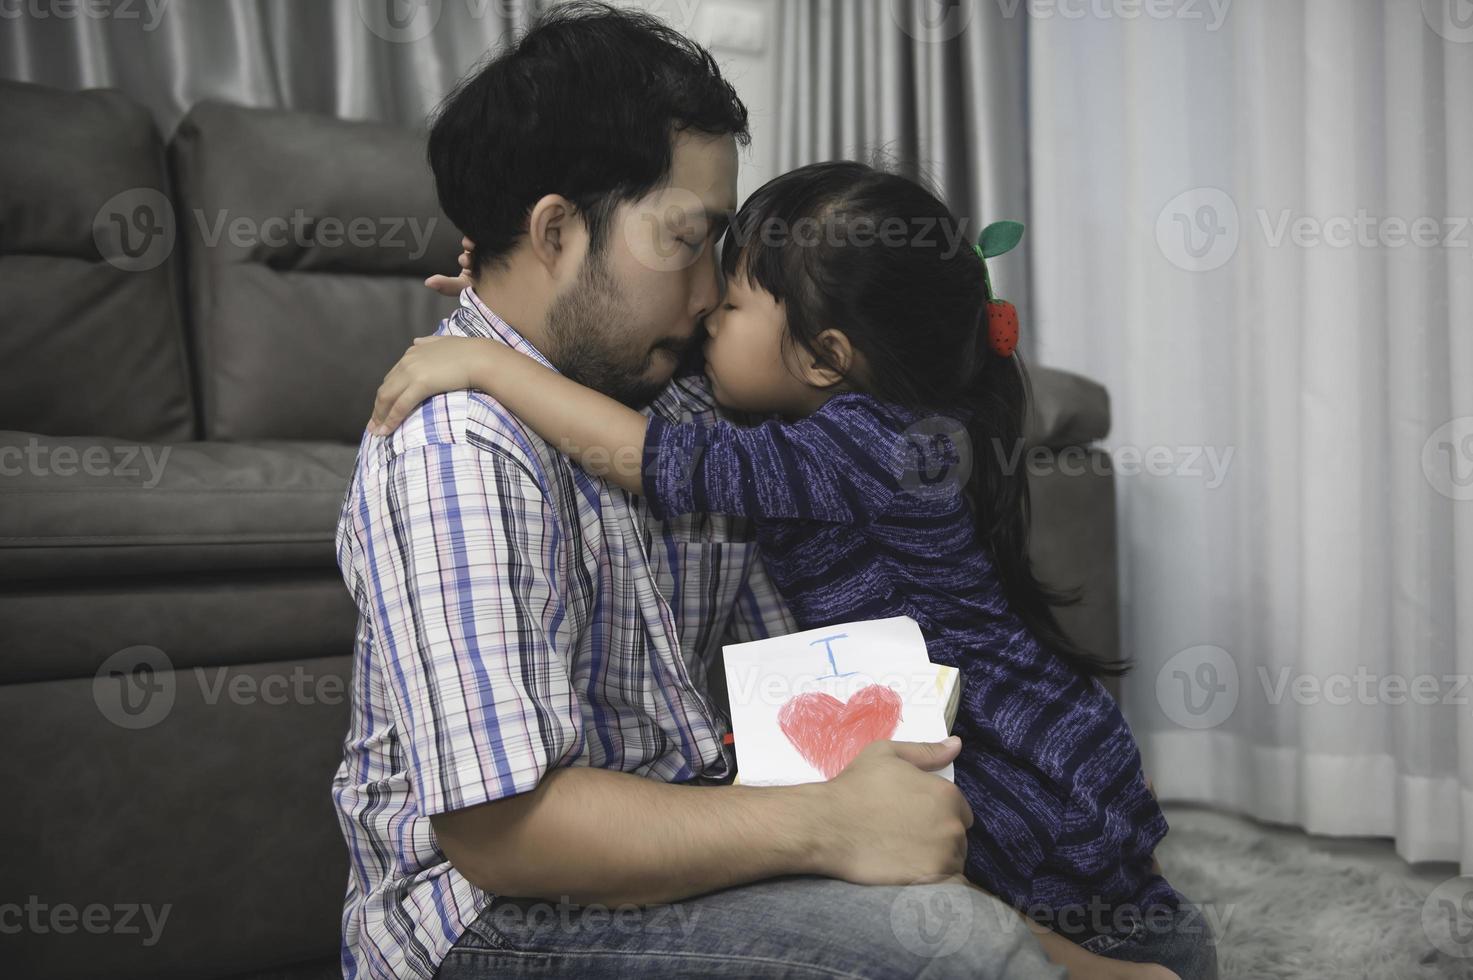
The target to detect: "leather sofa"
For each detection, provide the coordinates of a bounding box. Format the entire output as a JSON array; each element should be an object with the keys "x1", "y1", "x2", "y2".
[{"x1": 0, "y1": 79, "x2": 1119, "y2": 980}]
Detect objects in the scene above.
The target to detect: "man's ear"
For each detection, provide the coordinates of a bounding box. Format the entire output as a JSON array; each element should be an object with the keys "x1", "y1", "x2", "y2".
[
  {"x1": 798, "y1": 328, "x2": 857, "y2": 389},
  {"x1": 526, "y1": 194, "x2": 582, "y2": 278}
]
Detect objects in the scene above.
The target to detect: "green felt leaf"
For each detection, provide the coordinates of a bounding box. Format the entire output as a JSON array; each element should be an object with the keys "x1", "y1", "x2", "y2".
[{"x1": 979, "y1": 220, "x2": 1025, "y2": 258}]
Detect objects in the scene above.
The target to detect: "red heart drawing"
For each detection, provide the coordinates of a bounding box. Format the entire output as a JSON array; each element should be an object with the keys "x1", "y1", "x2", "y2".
[{"x1": 777, "y1": 683, "x2": 903, "y2": 780}]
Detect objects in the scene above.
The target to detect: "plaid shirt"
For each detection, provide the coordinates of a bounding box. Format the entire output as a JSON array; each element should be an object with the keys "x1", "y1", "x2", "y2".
[{"x1": 331, "y1": 288, "x2": 796, "y2": 980}]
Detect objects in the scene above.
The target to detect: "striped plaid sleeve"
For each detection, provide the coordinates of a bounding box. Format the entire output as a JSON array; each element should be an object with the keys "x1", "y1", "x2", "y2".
[{"x1": 353, "y1": 440, "x2": 584, "y2": 817}]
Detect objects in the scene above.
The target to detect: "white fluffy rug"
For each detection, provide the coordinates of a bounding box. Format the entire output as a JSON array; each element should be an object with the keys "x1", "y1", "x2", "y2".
[{"x1": 1156, "y1": 809, "x2": 1473, "y2": 980}]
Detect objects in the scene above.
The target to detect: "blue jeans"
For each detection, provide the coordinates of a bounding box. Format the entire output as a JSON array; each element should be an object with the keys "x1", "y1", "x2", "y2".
[
  {"x1": 1080, "y1": 899, "x2": 1219, "y2": 980},
  {"x1": 435, "y1": 875, "x2": 1067, "y2": 979}
]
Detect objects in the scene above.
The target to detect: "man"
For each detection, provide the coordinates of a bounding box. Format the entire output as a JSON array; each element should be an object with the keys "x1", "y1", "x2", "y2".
[{"x1": 333, "y1": 4, "x2": 1068, "y2": 978}]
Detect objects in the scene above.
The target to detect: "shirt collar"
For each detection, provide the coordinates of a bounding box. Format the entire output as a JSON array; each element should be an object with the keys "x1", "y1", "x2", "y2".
[{"x1": 451, "y1": 286, "x2": 559, "y2": 373}]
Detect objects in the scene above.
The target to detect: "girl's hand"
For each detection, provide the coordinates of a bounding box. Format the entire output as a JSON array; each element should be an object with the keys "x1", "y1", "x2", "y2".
[
  {"x1": 369, "y1": 335, "x2": 500, "y2": 435},
  {"x1": 424, "y1": 236, "x2": 476, "y2": 297}
]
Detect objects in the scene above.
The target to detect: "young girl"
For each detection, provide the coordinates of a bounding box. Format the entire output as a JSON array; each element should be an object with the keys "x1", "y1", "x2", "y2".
[{"x1": 374, "y1": 162, "x2": 1216, "y2": 980}]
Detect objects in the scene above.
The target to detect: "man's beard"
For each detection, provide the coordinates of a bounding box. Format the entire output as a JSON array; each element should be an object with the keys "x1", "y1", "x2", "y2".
[{"x1": 544, "y1": 251, "x2": 680, "y2": 410}]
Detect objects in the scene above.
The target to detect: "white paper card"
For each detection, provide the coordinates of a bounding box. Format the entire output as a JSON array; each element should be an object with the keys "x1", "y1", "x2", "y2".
[{"x1": 722, "y1": 616, "x2": 953, "y2": 786}]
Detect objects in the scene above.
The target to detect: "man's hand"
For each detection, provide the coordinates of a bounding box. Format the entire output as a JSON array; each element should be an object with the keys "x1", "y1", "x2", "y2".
[
  {"x1": 424, "y1": 235, "x2": 476, "y2": 297},
  {"x1": 805, "y1": 736, "x2": 971, "y2": 885}
]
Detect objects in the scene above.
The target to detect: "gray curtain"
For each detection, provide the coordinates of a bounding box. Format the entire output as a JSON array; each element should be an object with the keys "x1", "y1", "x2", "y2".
[
  {"x1": 774, "y1": 0, "x2": 1034, "y2": 353},
  {"x1": 0, "y1": 0, "x2": 538, "y2": 137}
]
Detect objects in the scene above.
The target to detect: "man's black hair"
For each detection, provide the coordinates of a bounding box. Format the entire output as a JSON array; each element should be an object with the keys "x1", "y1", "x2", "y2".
[{"x1": 428, "y1": 1, "x2": 750, "y2": 274}]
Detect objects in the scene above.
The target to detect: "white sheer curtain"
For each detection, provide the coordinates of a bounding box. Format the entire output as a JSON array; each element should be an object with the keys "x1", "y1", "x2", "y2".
[{"x1": 1031, "y1": 0, "x2": 1473, "y2": 869}]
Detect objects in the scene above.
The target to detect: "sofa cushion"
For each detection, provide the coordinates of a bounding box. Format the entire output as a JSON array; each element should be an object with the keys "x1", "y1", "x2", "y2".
[
  {"x1": 0, "y1": 432, "x2": 357, "y2": 582},
  {"x1": 169, "y1": 101, "x2": 462, "y2": 443},
  {"x1": 0, "y1": 572, "x2": 358, "y2": 685},
  {"x1": 0, "y1": 81, "x2": 195, "y2": 442}
]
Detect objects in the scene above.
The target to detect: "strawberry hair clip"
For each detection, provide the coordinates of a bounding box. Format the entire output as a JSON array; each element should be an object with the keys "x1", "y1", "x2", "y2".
[{"x1": 974, "y1": 220, "x2": 1024, "y2": 358}]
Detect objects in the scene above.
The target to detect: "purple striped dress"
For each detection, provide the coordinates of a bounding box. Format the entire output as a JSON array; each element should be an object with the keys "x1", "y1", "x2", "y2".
[{"x1": 642, "y1": 391, "x2": 1179, "y2": 936}]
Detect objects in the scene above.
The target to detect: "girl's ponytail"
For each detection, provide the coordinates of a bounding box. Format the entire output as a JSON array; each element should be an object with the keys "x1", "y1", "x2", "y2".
[{"x1": 961, "y1": 341, "x2": 1131, "y2": 679}]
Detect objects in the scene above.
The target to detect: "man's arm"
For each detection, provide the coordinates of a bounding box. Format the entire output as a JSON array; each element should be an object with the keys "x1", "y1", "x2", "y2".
[{"x1": 433, "y1": 737, "x2": 968, "y2": 907}]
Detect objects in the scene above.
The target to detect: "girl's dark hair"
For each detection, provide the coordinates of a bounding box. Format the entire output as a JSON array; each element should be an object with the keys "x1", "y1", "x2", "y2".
[
  {"x1": 720, "y1": 161, "x2": 1129, "y2": 680},
  {"x1": 429, "y1": 1, "x2": 749, "y2": 273}
]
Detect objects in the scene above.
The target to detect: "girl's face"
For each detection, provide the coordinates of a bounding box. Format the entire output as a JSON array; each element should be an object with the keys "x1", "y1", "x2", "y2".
[{"x1": 702, "y1": 273, "x2": 820, "y2": 417}]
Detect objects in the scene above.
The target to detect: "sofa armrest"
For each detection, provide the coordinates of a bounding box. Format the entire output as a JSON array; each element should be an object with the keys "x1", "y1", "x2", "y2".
[
  {"x1": 1027, "y1": 366, "x2": 1111, "y2": 449},
  {"x1": 1023, "y1": 367, "x2": 1121, "y2": 698}
]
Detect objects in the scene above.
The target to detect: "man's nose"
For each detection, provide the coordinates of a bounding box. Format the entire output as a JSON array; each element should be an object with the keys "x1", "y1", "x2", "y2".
[{"x1": 689, "y1": 243, "x2": 720, "y2": 321}]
